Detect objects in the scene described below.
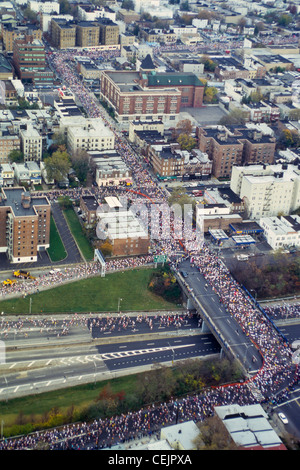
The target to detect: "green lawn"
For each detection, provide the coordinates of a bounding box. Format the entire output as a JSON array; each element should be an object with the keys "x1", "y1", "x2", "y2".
[
  {"x1": 63, "y1": 207, "x2": 94, "y2": 261},
  {"x1": 0, "y1": 373, "x2": 140, "y2": 436},
  {"x1": 47, "y1": 216, "x2": 67, "y2": 262},
  {"x1": 0, "y1": 268, "x2": 180, "y2": 314}
]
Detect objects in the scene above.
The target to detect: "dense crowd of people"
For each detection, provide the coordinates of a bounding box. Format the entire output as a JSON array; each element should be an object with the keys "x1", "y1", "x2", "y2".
[
  {"x1": 263, "y1": 302, "x2": 300, "y2": 320},
  {"x1": 0, "y1": 46, "x2": 299, "y2": 450},
  {"x1": 0, "y1": 311, "x2": 198, "y2": 341}
]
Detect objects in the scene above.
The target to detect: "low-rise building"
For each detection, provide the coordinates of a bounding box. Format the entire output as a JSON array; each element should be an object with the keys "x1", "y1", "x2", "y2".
[
  {"x1": 80, "y1": 194, "x2": 99, "y2": 227},
  {"x1": 88, "y1": 149, "x2": 132, "y2": 187},
  {"x1": 0, "y1": 162, "x2": 14, "y2": 186},
  {"x1": 96, "y1": 197, "x2": 149, "y2": 257},
  {"x1": 260, "y1": 215, "x2": 300, "y2": 250},
  {"x1": 214, "y1": 403, "x2": 286, "y2": 450},
  {"x1": 230, "y1": 163, "x2": 300, "y2": 219}
]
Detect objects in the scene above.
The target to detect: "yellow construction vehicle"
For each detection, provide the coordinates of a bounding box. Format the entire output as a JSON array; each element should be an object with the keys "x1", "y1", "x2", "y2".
[
  {"x1": 13, "y1": 270, "x2": 36, "y2": 280},
  {"x1": 2, "y1": 279, "x2": 17, "y2": 286}
]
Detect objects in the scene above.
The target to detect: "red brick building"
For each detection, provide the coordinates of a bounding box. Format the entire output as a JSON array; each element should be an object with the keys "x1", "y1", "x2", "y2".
[
  {"x1": 197, "y1": 125, "x2": 276, "y2": 179},
  {"x1": 100, "y1": 70, "x2": 204, "y2": 126},
  {"x1": 0, "y1": 187, "x2": 51, "y2": 263}
]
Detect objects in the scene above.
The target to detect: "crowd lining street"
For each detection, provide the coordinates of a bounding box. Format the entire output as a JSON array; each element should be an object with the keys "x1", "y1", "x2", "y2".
[{"x1": 0, "y1": 46, "x2": 299, "y2": 449}]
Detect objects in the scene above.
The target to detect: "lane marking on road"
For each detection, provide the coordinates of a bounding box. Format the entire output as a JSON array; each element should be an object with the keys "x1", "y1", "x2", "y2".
[{"x1": 101, "y1": 343, "x2": 196, "y2": 361}]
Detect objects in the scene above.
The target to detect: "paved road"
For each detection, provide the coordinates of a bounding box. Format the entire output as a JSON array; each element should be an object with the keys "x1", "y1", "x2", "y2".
[
  {"x1": 50, "y1": 202, "x2": 82, "y2": 264},
  {"x1": 175, "y1": 258, "x2": 263, "y2": 375},
  {"x1": 0, "y1": 334, "x2": 220, "y2": 399}
]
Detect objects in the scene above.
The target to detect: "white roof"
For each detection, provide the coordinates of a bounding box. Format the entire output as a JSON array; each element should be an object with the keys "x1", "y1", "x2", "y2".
[
  {"x1": 160, "y1": 421, "x2": 199, "y2": 450},
  {"x1": 215, "y1": 404, "x2": 283, "y2": 449}
]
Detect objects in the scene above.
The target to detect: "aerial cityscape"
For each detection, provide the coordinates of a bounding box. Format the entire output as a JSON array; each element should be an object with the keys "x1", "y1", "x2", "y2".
[{"x1": 0, "y1": 0, "x2": 299, "y2": 455}]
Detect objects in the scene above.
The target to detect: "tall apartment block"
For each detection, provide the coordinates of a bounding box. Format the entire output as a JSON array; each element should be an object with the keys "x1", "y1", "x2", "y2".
[
  {"x1": 2, "y1": 25, "x2": 42, "y2": 52},
  {"x1": 13, "y1": 36, "x2": 53, "y2": 85},
  {"x1": 20, "y1": 125, "x2": 43, "y2": 162},
  {"x1": 0, "y1": 130, "x2": 21, "y2": 164},
  {"x1": 0, "y1": 187, "x2": 51, "y2": 263},
  {"x1": 197, "y1": 125, "x2": 276, "y2": 179},
  {"x1": 50, "y1": 19, "x2": 76, "y2": 49}
]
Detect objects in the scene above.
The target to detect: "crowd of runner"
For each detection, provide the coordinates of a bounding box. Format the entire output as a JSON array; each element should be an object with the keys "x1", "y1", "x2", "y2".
[
  {"x1": 0, "y1": 46, "x2": 299, "y2": 449},
  {"x1": 263, "y1": 303, "x2": 300, "y2": 320},
  {"x1": 0, "y1": 311, "x2": 198, "y2": 341},
  {"x1": 1, "y1": 240, "x2": 298, "y2": 449}
]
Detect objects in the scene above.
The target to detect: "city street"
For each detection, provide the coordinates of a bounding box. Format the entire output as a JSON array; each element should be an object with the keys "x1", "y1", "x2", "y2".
[{"x1": 175, "y1": 258, "x2": 263, "y2": 375}]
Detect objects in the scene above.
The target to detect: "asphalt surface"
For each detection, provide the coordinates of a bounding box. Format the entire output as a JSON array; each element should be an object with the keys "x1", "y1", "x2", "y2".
[
  {"x1": 50, "y1": 202, "x2": 82, "y2": 264},
  {"x1": 175, "y1": 258, "x2": 263, "y2": 375}
]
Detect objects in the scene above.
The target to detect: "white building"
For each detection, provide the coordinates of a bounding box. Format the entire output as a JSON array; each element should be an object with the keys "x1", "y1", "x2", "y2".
[
  {"x1": 12, "y1": 162, "x2": 30, "y2": 185},
  {"x1": 230, "y1": 163, "x2": 300, "y2": 219},
  {"x1": 26, "y1": 161, "x2": 42, "y2": 185},
  {"x1": 20, "y1": 125, "x2": 43, "y2": 162},
  {"x1": 160, "y1": 421, "x2": 200, "y2": 450},
  {"x1": 0, "y1": 162, "x2": 14, "y2": 186},
  {"x1": 260, "y1": 215, "x2": 300, "y2": 250},
  {"x1": 67, "y1": 118, "x2": 115, "y2": 154},
  {"x1": 88, "y1": 150, "x2": 132, "y2": 187},
  {"x1": 29, "y1": 0, "x2": 60, "y2": 14}
]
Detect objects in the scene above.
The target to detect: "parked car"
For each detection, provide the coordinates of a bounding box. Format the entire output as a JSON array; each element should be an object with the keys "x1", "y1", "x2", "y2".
[{"x1": 278, "y1": 412, "x2": 288, "y2": 424}]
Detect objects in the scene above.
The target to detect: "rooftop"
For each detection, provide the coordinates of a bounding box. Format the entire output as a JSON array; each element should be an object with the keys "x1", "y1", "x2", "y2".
[{"x1": 0, "y1": 187, "x2": 49, "y2": 217}]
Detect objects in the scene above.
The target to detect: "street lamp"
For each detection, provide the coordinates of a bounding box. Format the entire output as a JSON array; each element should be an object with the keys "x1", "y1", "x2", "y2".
[
  {"x1": 118, "y1": 298, "x2": 123, "y2": 312},
  {"x1": 168, "y1": 342, "x2": 175, "y2": 365},
  {"x1": 250, "y1": 289, "x2": 257, "y2": 303}
]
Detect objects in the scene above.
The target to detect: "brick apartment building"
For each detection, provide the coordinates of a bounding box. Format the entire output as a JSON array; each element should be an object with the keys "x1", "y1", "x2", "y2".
[
  {"x1": 197, "y1": 126, "x2": 276, "y2": 179},
  {"x1": 76, "y1": 21, "x2": 100, "y2": 47},
  {"x1": 146, "y1": 72, "x2": 204, "y2": 108},
  {"x1": 100, "y1": 70, "x2": 203, "y2": 126},
  {"x1": 0, "y1": 127, "x2": 20, "y2": 164},
  {"x1": 50, "y1": 19, "x2": 77, "y2": 49},
  {"x1": 98, "y1": 18, "x2": 119, "y2": 46},
  {"x1": 50, "y1": 18, "x2": 119, "y2": 49},
  {"x1": 100, "y1": 70, "x2": 182, "y2": 126},
  {"x1": 148, "y1": 143, "x2": 185, "y2": 178},
  {"x1": 2, "y1": 25, "x2": 42, "y2": 52},
  {"x1": 0, "y1": 187, "x2": 51, "y2": 263},
  {"x1": 96, "y1": 197, "x2": 150, "y2": 257},
  {"x1": 13, "y1": 36, "x2": 53, "y2": 85}
]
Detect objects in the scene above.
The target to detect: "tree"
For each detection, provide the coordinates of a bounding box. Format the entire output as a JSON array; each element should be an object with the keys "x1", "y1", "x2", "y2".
[
  {"x1": 172, "y1": 119, "x2": 193, "y2": 140},
  {"x1": 194, "y1": 415, "x2": 239, "y2": 450},
  {"x1": 70, "y1": 149, "x2": 90, "y2": 184},
  {"x1": 278, "y1": 129, "x2": 300, "y2": 149},
  {"x1": 8, "y1": 149, "x2": 23, "y2": 163},
  {"x1": 203, "y1": 86, "x2": 218, "y2": 104},
  {"x1": 278, "y1": 14, "x2": 293, "y2": 26},
  {"x1": 180, "y1": 1, "x2": 190, "y2": 11},
  {"x1": 168, "y1": 186, "x2": 195, "y2": 212},
  {"x1": 122, "y1": 0, "x2": 134, "y2": 10},
  {"x1": 44, "y1": 150, "x2": 71, "y2": 183},
  {"x1": 200, "y1": 55, "x2": 217, "y2": 72},
  {"x1": 57, "y1": 195, "x2": 72, "y2": 209},
  {"x1": 99, "y1": 239, "x2": 113, "y2": 257},
  {"x1": 23, "y1": 7, "x2": 38, "y2": 22},
  {"x1": 219, "y1": 109, "x2": 248, "y2": 126},
  {"x1": 177, "y1": 134, "x2": 197, "y2": 151},
  {"x1": 59, "y1": 0, "x2": 71, "y2": 14}
]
